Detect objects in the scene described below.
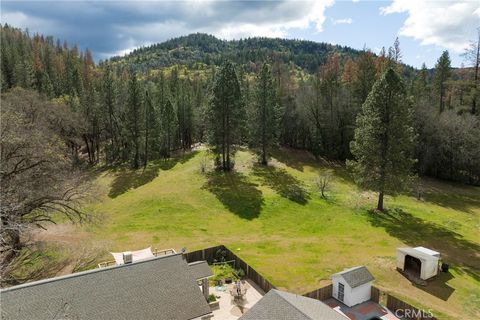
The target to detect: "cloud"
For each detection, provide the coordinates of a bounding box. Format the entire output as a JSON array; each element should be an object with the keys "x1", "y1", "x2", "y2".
[
  {"x1": 1, "y1": 0, "x2": 335, "y2": 60},
  {"x1": 381, "y1": 0, "x2": 480, "y2": 53},
  {"x1": 332, "y1": 18, "x2": 353, "y2": 25}
]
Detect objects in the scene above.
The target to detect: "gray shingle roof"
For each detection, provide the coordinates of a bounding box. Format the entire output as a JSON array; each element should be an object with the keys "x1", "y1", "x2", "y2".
[
  {"x1": 1, "y1": 254, "x2": 212, "y2": 320},
  {"x1": 188, "y1": 261, "x2": 213, "y2": 280},
  {"x1": 239, "y1": 289, "x2": 346, "y2": 320},
  {"x1": 334, "y1": 266, "x2": 375, "y2": 288}
]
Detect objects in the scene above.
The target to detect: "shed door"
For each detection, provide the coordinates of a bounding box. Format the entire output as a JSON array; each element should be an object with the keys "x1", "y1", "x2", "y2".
[{"x1": 338, "y1": 283, "x2": 344, "y2": 302}]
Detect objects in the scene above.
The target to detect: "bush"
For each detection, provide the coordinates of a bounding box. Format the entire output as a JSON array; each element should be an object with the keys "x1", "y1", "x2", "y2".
[
  {"x1": 235, "y1": 268, "x2": 246, "y2": 279},
  {"x1": 209, "y1": 263, "x2": 237, "y2": 286},
  {"x1": 207, "y1": 294, "x2": 216, "y2": 303}
]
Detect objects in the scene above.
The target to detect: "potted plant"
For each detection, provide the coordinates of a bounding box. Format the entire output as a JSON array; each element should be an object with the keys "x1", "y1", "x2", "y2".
[{"x1": 208, "y1": 294, "x2": 220, "y2": 310}]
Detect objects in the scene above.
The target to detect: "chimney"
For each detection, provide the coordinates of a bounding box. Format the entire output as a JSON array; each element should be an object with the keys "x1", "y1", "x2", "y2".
[{"x1": 123, "y1": 251, "x2": 133, "y2": 264}]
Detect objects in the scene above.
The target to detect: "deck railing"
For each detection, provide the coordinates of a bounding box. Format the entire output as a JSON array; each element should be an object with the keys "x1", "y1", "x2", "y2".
[{"x1": 97, "y1": 248, "x2": 176, "y2": 268}]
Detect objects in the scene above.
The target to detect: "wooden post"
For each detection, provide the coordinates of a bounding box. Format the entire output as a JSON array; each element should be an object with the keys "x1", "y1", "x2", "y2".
[{"x1": 202, "y1": 278, "x2": 209, "y2": 300}]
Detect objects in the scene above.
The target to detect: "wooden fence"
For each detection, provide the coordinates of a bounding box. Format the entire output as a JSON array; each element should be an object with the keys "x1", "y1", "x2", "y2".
[
  {"x1": 303, "y1": 284, "x2": 333, "y2": 301},
  {"x1": 386, "y1": 294, "x2": 437, "y2": 320},
  {"x1": 371, "y1": 286, "x2": 380, "y2": 303},
  {"x1": 184, "y1": 245, "x2": 276, "y2": 294}
]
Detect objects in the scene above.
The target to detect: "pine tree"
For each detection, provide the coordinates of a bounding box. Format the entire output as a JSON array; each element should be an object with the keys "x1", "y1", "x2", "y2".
[
  {"x1": 127, "y1": 72, "x2": 143, "y2": 168},
  {"x1": 144, "y1": 90, "x2": 157, "y2": 167},
  {"x1": 433, "y1": 51, "x2": 451, "y2": 113},
  {"x1": 206, "y1": 61, "x2": 244, "y2": 171},
  {"x1": 353, "y1": 51, "x2": 376, "y2": 106},
  {"x1": 348, "y1": 69, "x2": 416, "y2": 211},
  {"x1": 160, "y1": 99, "x2": 175, "y2": 158},
  {"x1": 414, "y1": 63, "x2": 429, "y2": 100},
  {"x1": 249, "y1": 63, "x2": 279, "y2": 165},
  {"x1": 102, "y1": 65, "x2": 119, "y2": 163},
  {"x1": 320, "y1": 54, "x2": 341, "y2": 157}
]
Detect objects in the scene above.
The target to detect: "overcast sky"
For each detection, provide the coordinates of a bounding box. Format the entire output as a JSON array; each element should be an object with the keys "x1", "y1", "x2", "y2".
[{"x1": 2, "y1": 0, "x2": 479, "y2": 68}]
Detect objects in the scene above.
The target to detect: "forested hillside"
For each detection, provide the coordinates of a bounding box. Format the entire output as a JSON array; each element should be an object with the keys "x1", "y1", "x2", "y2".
[
  {"x1": 2, "y1": 25, "x2": 478, "y2": 182},
  {"x1": 108, "y1": 33, "x2": 365, "y2": 73}
]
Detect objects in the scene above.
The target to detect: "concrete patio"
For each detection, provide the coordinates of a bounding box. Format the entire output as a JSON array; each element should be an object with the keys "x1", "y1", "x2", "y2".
[
  {"x1": 324, "y1": 298, "x2": 403, "y2": 320},
  {"x1": 210, "y1": 279, "x2": 265, "y2": 320}
]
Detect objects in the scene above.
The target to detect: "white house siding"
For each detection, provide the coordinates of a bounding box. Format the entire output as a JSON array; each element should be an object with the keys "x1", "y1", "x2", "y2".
[
  {"x1": 347, "y1": 282, "x2": 372, "y2": 307},
  {"x1": 332, "y1": 276, "x2": 373, "y2": 307}
]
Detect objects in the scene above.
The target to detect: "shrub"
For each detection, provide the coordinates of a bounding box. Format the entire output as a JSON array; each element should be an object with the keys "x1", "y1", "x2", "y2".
[
  {"x1": 236, "y1": 268, "x2": 246, "y2": 279},
  {"x1": 209, "y1": 263, "x2": 237, "y2": 286},
  {"x1": 207, "y1": 294, "x2": 216, "y2": 303}
]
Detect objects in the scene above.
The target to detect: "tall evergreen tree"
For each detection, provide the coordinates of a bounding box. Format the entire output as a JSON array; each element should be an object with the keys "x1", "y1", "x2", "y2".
[
  {"x1": 206, "y1": 61, "x2": 244, "y2": 171},
  {"x1": 353, "y1": 51, "x2": 376, "y2": 106},
  {"x1": 144, "y1": 90, "x2": 157, "y2": 167},
  {"x1": 433, "y1": 51, "x2": 451, "y2": 113},
  {"x1": 126, "y1": 72, "x2": 143, "y2": 168},
  {"x1": 160, "y1": 99, "x2": 175, "y2": 158},
  {"x1": 102, "y1": 65, "x2": 119, "y2": 163},
  {"x1": 249, "y1": 63, "x2": 279, "y2": 165},
  {"x1": 414, "y1": 63, "x2": 429, "y2": 100},
  {"x1": 348, "y1": 69, "x2": 416, "y2": 211}
]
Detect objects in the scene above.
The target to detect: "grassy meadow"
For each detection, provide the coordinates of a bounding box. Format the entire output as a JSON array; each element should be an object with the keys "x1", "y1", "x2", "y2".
[{"x1": 32, "y1": 148, "x2": 479, "y2": 319}]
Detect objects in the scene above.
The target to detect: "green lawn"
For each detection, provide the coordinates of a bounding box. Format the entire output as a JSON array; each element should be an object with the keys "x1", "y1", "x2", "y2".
[{"x1": 72, "y1": 148, "x2": 479, "y2": 319}]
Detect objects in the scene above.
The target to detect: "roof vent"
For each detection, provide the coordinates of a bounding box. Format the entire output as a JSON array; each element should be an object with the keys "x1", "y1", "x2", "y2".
[{"x1": 123, "y1": 251, "x2": 133, "y2": 264}]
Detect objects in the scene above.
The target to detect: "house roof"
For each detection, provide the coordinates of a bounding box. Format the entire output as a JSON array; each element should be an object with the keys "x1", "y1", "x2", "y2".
[
  {"x1": 1, "y1": 254, "x2": 212, "y2": 320},
  {"x1": 333, "y1": 266, "x2": 375, "y2": 289},
  {"x1": 188, "y1": 261, "x2": 213, "y2": 280},
  {"x1": 239, "y1": 289, "x2": 346, "y2": 320}
]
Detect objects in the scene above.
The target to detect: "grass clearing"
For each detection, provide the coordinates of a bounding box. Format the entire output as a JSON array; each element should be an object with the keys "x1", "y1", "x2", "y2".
[{"x1": 31, "y1": 148, "x2": 479, "y2": 319}]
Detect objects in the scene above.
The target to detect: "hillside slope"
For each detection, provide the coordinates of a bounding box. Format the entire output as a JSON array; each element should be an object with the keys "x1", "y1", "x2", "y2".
[{"x1": 107, "y1": 33, "x2": 363, "y2": 72}]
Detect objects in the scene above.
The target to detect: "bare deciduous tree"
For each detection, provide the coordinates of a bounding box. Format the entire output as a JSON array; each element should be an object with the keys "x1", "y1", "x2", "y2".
[
  {"x1": 0, "y1": 88, "x2": 92, "y2": 271},
  {"x1": 314, "y1": 173, "x2": 332, "y2": 199}
]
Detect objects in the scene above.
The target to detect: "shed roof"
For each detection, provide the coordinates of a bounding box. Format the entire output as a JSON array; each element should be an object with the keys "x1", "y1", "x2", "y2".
[
  {"x1": 414, "y1": 246, "x2": 440, "y2": 257},
  {"x1": 397, "y1": 247, "x2": 440, "y2": 262},
  {"x1": 333, "y1": 266, "x2": 375, "y2": 289},
  {"x1": 239, "y1": 289, "x2": 346, "y2": 320},
  {"x1": 1, "y1": 254, "x2": 212, "y2": 320}
]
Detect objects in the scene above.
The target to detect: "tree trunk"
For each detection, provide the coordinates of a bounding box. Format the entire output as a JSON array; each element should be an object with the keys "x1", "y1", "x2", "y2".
[
  {"x1": 144, "y1": 114, "x2": 149, "y2": 169},
  {"x1": 377, "y1": 191, "x2": 384, "y2": 211},
  {"x1": 1, "y1": 225, "x2": 22, "y2": 267},
  {"x1": 225, "y1": 110, "x2": 231, "y2": 171},
  {"x1": 473, "y1": 31, "x2": 479, "y2": 115}
]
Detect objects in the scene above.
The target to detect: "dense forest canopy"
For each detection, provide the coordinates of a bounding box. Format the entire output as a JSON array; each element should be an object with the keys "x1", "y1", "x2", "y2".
[
  {"x1": 1, "y1": 24, "x2": 479, "y2": 270},
  {"x1": 108, "y1": 33, "x2": 368, "y2": 74}
]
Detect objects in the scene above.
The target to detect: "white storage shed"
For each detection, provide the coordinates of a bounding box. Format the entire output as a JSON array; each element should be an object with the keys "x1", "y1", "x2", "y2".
[
  {"x1": 396, "y1": 246, "x2": 440, "y2": 280},
  {"x1": 332, "y1": 266, "x2": 375, "y2": 307}
]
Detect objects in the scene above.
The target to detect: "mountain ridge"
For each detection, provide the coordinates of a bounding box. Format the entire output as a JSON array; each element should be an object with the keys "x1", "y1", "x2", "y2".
[{"x1": 106, "y1": 32, "x2": 364, "y2": 73}]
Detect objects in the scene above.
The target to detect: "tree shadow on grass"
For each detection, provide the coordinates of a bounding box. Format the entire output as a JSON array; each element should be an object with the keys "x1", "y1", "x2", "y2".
[
  {"x1": 422, "y1": 187, "x2": 480, "y2": 214},
  {"x1": 366, "y1": 208, "x2": 480, "y2": 285},
  {"x1": 155, "y1": 150, "x2": 199, "y2": 171},
  {"x1": 253, "y1": 164, "x2": 310, "y2": 205},
  {"x1": 271, "y1": 147, "x2": 320, "y2": 172},
  {"x1": 203, "y1": 171, "x2": 264, "y2": 220},
  {"x1": 108, "y1": 151, "x2": 198, "y2": 198}
]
